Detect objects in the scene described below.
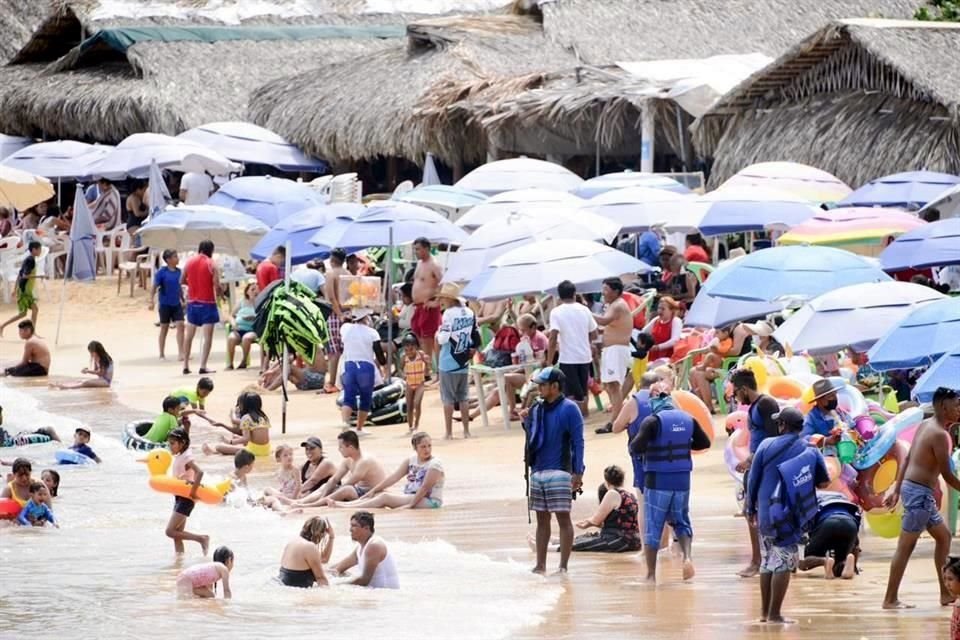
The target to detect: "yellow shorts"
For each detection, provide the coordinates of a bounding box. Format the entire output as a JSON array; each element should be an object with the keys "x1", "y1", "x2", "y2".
[
  {"x1": 631, "y1": 357, "x2": 648, "y2": 386},
  {"x1": 244, "y1": 441, "x2": 271, "y2": 457}
]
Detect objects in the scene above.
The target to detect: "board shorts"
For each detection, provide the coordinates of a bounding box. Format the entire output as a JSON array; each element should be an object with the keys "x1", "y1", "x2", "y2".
[
  {"x1": 901, "y1": 478, "x2": 944, "y2": 533},
  {"x1": 600, "y1": 344, "x2": 632, "y2": 383},
  {"x1": 186, "y1": 302, "x2": 219, "y2": 326},
  {"x1": 558, "y1": 362, "x2": 590, "y2": 402},
  {"x1": 760, "y1": 536, "x2": 798, "y2": 574},
  {"x1": 439, "y1": 370, "x2": 469, "y2": 406},
  {"x1": 342, "y1": 361, "x2": 375, "y2": 411},
  {"x1": 244, "y1": 441, "x2": 271, "y2": 457},
  {"x1": 296, "y1": 370, "x2": 325, "y2": 391},
  {"x1": 4, "y1": 362, "x2": 48, "y2": 377},
  {"x1": 643, "y1": 488, "x2": 692, "y2": 549},
  {"x1": 158, "y1": 303, "x2": 184, "y2": 324},
  {"x1": 411, "y1": 303, "x2": 442, "y2": 339},
  {"x1": 173, "y1": 496, "x2": 196, "y2": 517},
  {"x1": 529, "y1": 469, "x2": 572, "y2": 513},
  {"x1": 17, "y1": 290, "x2": 35, "y2": 315},
  {"x1": 325, "y1": 313, "x2": 343, "y2": 355}
]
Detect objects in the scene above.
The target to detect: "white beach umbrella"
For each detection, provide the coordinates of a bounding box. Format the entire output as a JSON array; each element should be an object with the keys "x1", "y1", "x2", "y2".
[
  {"x1": 1, "y1": 141, "x2": 114, "y2": 180},
  {"x1": 137, "y1": 205, "x2": 269, "y2": 257},
  {"x1": 721, "y1": 162, "x2": 852, "y2": 204},
  {"x1": 655, "y1": 185, "x2": 821, "y2": 235},
  {"x1": 0, "y1": 134, "x2": 32, "y2": 161},
  {"x1": 579, "y1": 186, "x2": 694, "y2": 233},
  {"x1": 455, "y1": 157, "x2": 584, "y2": 196},
  {"x1": 573, "y1": 171, "x2": 692, "y2": 198},
  {"x1": 0, "y1": 166, "x2": 54, "y2": 211},
  {"x1": 177, "y1": 121, "x2": 326, "y2": 173},
  {"x1": 455, "y1": 188, "x2": 585, "y2": 231},
  {"x1": 90, "y1": 133, "x2": 241, "y2": 180}
]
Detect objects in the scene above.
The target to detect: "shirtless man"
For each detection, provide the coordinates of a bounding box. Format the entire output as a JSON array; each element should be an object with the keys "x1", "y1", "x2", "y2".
[
  {"x1": 322, "y1": 249, "x2": 348, "y2": 393},
  {"x1": 593, "y1": 278, "x2": 633, "y2": 432},
  {"x1": 289, "y1": 430, "x2": 386, "y2": 507},
  {"x1": 3, "y1": 320, "x2": 50, "y2": 377},
  {"x1": 411, "y1": 238, "x2": 444, "y2": 363},
  {"x1": 882, "y1": 386, "x2": 960, "y2": 609},
  {"x1": 330, "y1": 511, "x2": 399, "y2": 588},
  {"x1": 476, "y1": 299, "x2": 508, "y2": 332}
]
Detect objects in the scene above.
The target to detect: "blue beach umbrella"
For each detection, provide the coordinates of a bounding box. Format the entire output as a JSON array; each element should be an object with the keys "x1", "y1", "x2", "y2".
[
  {"x1": 684, "y1": 292, "x2": 782, "y2": 328},
  {"x1": 250, "y1": 203, "x2": 365, "y2": 264},
  {"x1": 837, "y1": 171, "x2": 960, "y2": 209},
  {"x1": 573, "y1": 171, "x2": 692, "y2": 199},
  {"x1": 309, "y1": 201, "x2": 468, "y2": 252},
  {"x1": 2, "y1": 141, "x2": 113, "y2": 180},
  {"x1": 701, "y1": 245, "x2": 891, "y2": 302},
  {"x1": 879, "y1": 218, "x2": 960, "y2": 272},
  {"x1": 867, "y1": 297, "x2": 960, "y2": 371},
  {"x1": 208, "y1": 175, "x2": 323, "y2": 227},
  {"x1": 178, "y1": 121, "x2": 327, "y2": 173},
  {"x1": 912, "y1": 347, "x2": 960, "y2": 402}
]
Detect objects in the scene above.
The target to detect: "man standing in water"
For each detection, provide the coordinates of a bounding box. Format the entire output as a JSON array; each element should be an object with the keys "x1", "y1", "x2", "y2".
[
  {"x1": 613, "y1": 372, "x2": 660, "y2": 536},
  {"x1": 322, "y1": 249, "x2": 348, "y2": 393},
  {"x1": 411, "y1": 237, "x2": 443, "y2": 365},
  {"x1": 883, "y1": 387, "x2": 960, "y2": 609},
  {"x1": 181, "y1": 240, "x2": 221, "y2": 375},
  {"x1": 630, "y1": 382, "x2": 711, "y2": 582},
  {"x1": 593, "y1": 277, "x2": 633, "y2": 434},
  {"x1": 331, "y1": 511, "x2": 399, "y2": 588},
  {"x1": 525, "y1": 367, "x2": 585, "y2": 574}
]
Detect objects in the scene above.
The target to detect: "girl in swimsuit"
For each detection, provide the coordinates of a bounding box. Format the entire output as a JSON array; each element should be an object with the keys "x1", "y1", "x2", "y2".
[
  {"x1": 1, "y1": 457, "x2": 33, "y2": 507},
  {"x1": 203, "y1": 392, "x2": 271, "y2": 457},
  {"x1": 278, "y1": 516, "x2": 333, "y2": 588},
  {"x1": 176, "y1": 547, "x2": 234, "y2": 599},
  {"x1": 261, "y1": 445, "x2": 302, "y2": 513},
  {"x1": 51, "y1": 341, "x2": 114, "y2": 389}
]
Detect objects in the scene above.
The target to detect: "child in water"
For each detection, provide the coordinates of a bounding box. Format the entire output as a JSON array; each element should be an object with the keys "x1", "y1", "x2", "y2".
[
  {"x1": 401, "y1": 334, "x2": 430, "y2": 433},
  {"x1": 261, "y1": 445, "x2": 302, "y2": 513},
  {"x1": 143, "y1": 396, "x2": 186, "y2": 444},
  {"x1": 203, "y1": 392, "x2": 271, "y2": 458},
  {"x1": 944, "y1": 557, "x2": 960, "y2": 640},
  {"x1": 17, "y1": 481, "x2": 57, "y2": 527},
  {"x1": 51, "y1": 341, "x2": 114, "y2": 389},
  {"x1": 176, "y1": 546, "x2": 234, "y2": 599},
  {"x1": 41, "y1": 469, "x2": 59, "y2": 497},
  {"x1": 70, "y1": 427, "x2": 101, "y2": 463},
  {"x1": 165, "y1": 428, "x2": 209, "y2": 555}
]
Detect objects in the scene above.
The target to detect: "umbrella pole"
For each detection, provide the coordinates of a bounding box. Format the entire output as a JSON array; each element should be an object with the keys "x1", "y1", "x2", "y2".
[
  {"x1": 386, "y1": 227, "x2": 394, "y2": 378},
  {"x1": 54, "y1": 241, "x2": 72, "y2": 346},
  {"x1": 281, "y1": 240, "x2": 292, "y2": 435}
]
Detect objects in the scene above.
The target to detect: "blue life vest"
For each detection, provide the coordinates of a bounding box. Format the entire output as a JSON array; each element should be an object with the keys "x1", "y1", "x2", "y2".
[
  {"x1": 627, "y1": 391, "x2": 652, "y2": 486},
  {"x1": 767, "y1": 447, "x2": 820, "y2": 544},
  {"x1": 644, "y1": 409, "x2": 693, "y2": 473}
]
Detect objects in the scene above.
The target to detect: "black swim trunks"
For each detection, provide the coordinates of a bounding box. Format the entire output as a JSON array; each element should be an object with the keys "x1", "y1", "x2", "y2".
[
  {"x1": 4, "y1": 362, "x2": 48, "y2": 377},
  {"x1": 278, "y1": 567, "x2": 316, "y2": 588},
  {"x1": 173, "y1": 496, "x2": 195, "y2": 517}
]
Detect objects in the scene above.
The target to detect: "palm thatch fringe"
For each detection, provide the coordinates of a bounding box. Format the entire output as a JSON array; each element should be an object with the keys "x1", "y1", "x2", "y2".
[{"x1": 0, "y1": 0, "x2": 51, "y2": 64}]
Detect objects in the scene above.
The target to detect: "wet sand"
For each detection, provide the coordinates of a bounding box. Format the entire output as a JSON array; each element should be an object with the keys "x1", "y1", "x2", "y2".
[{"x1": 0, "y1": 280, "x2": 953, "y2": 638}]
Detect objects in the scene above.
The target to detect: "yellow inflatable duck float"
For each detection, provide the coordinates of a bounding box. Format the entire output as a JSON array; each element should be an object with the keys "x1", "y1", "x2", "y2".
[{"x1": 140, "y1": 449, "x2": 232, "y2": 505}]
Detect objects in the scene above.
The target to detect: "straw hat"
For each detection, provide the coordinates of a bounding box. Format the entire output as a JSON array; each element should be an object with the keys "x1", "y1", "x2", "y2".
[
  {"x1": 746, "y1": 320, "x2": 775, "y2": 337},
  {"x1": 436, "y1": 282, "x2": 463, "y2": 302}
]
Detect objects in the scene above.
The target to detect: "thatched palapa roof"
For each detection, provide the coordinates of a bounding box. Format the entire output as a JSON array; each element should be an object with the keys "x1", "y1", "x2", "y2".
[
  {"x1": 0, "y1": 1, "x2": 50, "y2": 64},
  {"x1": 696, "y1": 19, "x2": 960, "y2": 187}
]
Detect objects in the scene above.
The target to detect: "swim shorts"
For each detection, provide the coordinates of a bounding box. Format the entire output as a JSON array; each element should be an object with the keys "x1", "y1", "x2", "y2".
[
  {"x1": 186, "y1": 302, "x2": 220, "y2": 326},
  {"x1": 759, "y1": 535, "x2": 798, "y2": 574},
  {"x1": 17, "y1": 291, "x2": 35, "y2": 315},
  {"x1": 558, "y1": 362, "x2": 590, "y2": 402},
  {"x1": 600, "y1": 344, "x2": 632, "y2": 383},
  {"x1": 173, "y1": 496, "x2": 196, "y2": 517},
  {"x1": 353, "y1": 485, "x2": 370, "y2": 498},
  {"x1": 901, "y1": 478, "x2": 944, "y2": 533},
  {"x1": 411, "y1": 303, "x2": 442, "y2": 339},
  {"x1": 529, "y1": 469, "x2": 572, "y2": 513},
  {"x1": 244, "y1": 441, "x2": 271, "y2": 457},
  {"x1": 325, "y1": 313, "x2": 343, "y2": 355},
  {"x1": 4, "y1": 362, "x2": 48, "y2": 377},
  {"x1": 439, "y1": 371, "x2": 469, "y2": 406},
  {"x1": 158, "y1": 303, "x2": 184, "y2": 324},
  {"x1": 643, "y1": 488, "x2": 693, "y2": 549}
]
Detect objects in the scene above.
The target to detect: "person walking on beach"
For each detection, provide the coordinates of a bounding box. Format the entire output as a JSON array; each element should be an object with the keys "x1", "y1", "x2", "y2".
[
  {"x1": 630, "y1": 382, "x2": 711, "y2": 582},
  {"x1": 0, "y1": 241, "x2": 42, "y2": 336},
  {"x1": 149, "y1": 249, "x2": 185, "y2": 360},
  {"x1": 322, "y1": 248, "x2": 347, "y2": 393},
  {"x1": 525, "y1": 367, "x2": 585, "y2": 575},
  {"x1": 883, "y1": 387, "x2": 960, "y2": 609},
  {"x1": 181, "y1": 240, "x2": 221, "y2": 375},
  {"x1": 411, "y1": 237, "x2": 443, "y2": 365},
  {"x1": 3, "y1": 320, "x2": 50, "y2": 377},
  {"x1": 593, "y1": 277, "x2": 633, "y2": 433},
  {"x1": 436, "y1": 283, "x2": 477, "y2": 439},
  {"x1": 547, "y1": 280, "x2": 598, "y2": 417}
]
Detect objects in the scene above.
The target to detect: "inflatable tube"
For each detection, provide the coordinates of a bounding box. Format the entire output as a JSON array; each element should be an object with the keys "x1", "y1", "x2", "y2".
[
  {"x1": 742, "y1": 357, "x2": 768, "y2": 388},
  {"x1": 0, "y1": 498, "x2": 21, "y2": 518},
  {"x1": 724, "y1": 427, "x2": 750, "y2": 483},
  {"x1": 725, "y1": 410, "x2": 748, "y2": 435},
  {"x1": 336, "y1": 378, "x2": 405, "y2": 412},
  {"x1": 55, "y1": 450, "x2": 94, "y2": 465},
  {"x1": 824, "y1": 456, "x2": 858, "y2": 504},
  {"x1": 765, "y1": 377, "x2": 805, "y2": 401},
  {"x1": 865, "y1": 508, "x2": 902, "y2": 539},
  {"x1": 854, "y1": 440, "x2": 907, "y2": 511},
  {"x1": 1, "y1": 433, "x2": 52, "y2": 448},
  {"x1": 122, "y1": 421, "x2": 167, "y2": 452},
  {"x1": 671, "y1": 389, "x2": 714, "y2": 450},
  {"x1": 141, "y1": 449, "x2": 231, "y2": 505},
  {"x1": 853, "y1": 408, "x2": 923, "y2": 470}
]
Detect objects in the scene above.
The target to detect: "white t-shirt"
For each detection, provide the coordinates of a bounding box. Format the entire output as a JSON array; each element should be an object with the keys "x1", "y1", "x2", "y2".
[
  {"x1": 341, "y1": 322, "x2": 380, "y2": 364},
  {"x1": 180, "y1": 172, "x2": 214, "y2": 205},
  {"x1": 549, "y1": 301, "x2": 597, "y2": 365}
]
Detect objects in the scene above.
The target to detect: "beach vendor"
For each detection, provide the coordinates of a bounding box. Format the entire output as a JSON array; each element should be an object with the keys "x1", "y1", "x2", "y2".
[{"x1": 802, "y1": 378, "x2": 852, "y2": 454}]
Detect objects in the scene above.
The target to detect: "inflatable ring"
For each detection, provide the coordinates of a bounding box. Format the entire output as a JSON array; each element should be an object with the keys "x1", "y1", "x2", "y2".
[
  {"x1": 55, "y1": 450, "x2": 94, "y2": 465},
  {"x1": 671, "y1": 389, "x2": 714, "y2": 450},
  {"x1": 853, "y1": 408, "x2": 923, "y2": 470},
  {"x1": 725, "y1": 410, "x2": 747, "y2": 435},
  {"x1": 141, "y1": 449, "x2": 232, "y2": 505},
  {"x1": 824, "y1": 456, "x2": 858, "y2": 504},
  {"x1": 765, "y1": 377, "x2": 805, "y2": 401},
  {"x1": 742, "y1": 357, "x2": 769, "y2": 388},
  {"x1": 854, "y1": 440, "x2": 907, "y2": 511},
  {"x1": 724, "y1": 427, "x2": 750, "y2": 482},
  {"x1": 336, "y1": 378, "x2": 406, "y2": 413},
  {"x1": 0, "y1": 498, "x2": 21, "y2": 518},
  {"x1": 122, "y1": 421, "x2": 167, "y2": 452},
  {"x1": 1, "y1": 433, "x2": 52, "y2": 448},
  {"x1": 865, "y1": 508, "x2": 902, "y2": 539}
]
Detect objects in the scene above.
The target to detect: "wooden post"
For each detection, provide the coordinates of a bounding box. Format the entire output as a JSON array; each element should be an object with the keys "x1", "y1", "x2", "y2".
[{"x1": 641, "y1": 105, "x2": 655, "y2": 173}]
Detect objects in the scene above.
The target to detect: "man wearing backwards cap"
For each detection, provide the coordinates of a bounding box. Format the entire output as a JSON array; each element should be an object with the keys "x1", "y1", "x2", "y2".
[
  {"x1": 525, "y1": 366, "x2": 584, "y2": 575},
  {"x1": 801, "y1": 378, "x2": 852, "y2": 453}
]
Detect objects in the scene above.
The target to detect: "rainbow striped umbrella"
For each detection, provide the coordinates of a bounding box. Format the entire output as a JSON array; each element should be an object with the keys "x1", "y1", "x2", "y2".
[
  {"x1": 721, "y1": 162, "x2": 852, "y2": 204},
  {"x1": 778, "y1": 207, "x2": 925, "y2": 247}
]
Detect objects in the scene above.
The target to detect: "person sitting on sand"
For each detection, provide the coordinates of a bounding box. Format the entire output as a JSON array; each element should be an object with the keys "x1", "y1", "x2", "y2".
[
  {"x1": 330, "y1": 431, "x2": 443, "y2": 510},
  {"x1": 278, "y1": 516, "x2": 333, "y2": 588},
  {"x1": 259, "y1": 355, "x2": 326, "y2": 392},
  {"x1": 176, "y1": 547, "x2": 234, "y2": 599},
  {"x1": 203, "y1": 391, "x2": 271, "y2": 458},
  {"x1": 51, "y1": 341, "x2": 113, "y2": 389},
  {"x1": 329, "y1": 511, "x2": 399, "y2": 589},
  {"x1": 286, "y1": 430, "x2": 386, "y2": 508},
  {"x1": 2, "y1": 320, "x2": 50, "y2": 378},
  {"x1": 296, "y1": 437, "x2": 337, "y2": 498},
  {"x1": 260, "y1": 445, "x2": 301, "y2": 512},
  {"x1": 226, "y1": 282, "x2": 261, "y2": 371},
  {"x1": 797, "y1": 490, "x2": 861, "y2": 580}
]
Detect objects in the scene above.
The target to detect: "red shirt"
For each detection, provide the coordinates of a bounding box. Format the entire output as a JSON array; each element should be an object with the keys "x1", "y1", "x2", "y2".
[
  {"x1": 256, "y1": 260, "x2": 280, "y2": 290},
  {"x1": 684, "y1": 245, "x2": 709, "y2": 264},
  {"x1": 184, "y1": 254, "x2": 216, "y2": 304}
]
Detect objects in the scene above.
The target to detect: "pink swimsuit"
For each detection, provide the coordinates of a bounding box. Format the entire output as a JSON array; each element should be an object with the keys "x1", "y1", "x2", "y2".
[{"x1": 178, "y1": 562, "x2": 219, "y2": 588}]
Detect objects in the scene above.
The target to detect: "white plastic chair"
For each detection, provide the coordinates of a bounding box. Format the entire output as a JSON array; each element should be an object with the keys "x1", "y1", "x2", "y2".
[{"x1": 0, "y1": 249, "x2": 25, "y2": 304}]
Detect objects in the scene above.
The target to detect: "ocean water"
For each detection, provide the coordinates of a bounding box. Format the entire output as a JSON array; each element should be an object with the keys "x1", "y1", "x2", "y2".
[{"x1": 0, "y1": 384, "x2": 560, "y2": 639}]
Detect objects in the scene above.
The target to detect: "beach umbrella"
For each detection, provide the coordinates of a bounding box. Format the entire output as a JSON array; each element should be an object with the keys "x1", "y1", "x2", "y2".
[
  {"x1": 685, "y1": 292, "x2": 783, "y2": 328},
  {"x1": 867, "y1": 297, "x2": 960, "y2": 371},
  {"x1": 0, "y1": 134, "x2": 32, "y2": 161},
  {"x1": 720, "y1": 162, "x2": 852, "y2": 203},
  {"x1": 918, "y1": 183, "x2": 960, "y2": 219},
  {"x1": 912, "y1": 347, "x2": 960, "y2": 402},
  {"x1": 309, "y1": 201, "x2": 467, "y2": 252},
  {"x1": 393, "y1": 184, "x2": 486, "y2": 219},
  {"x1": 421, "y1": 153, "x2": 441, "y2": 186},
  {"x1": 772, "y1": 282, "x2": 944, "y2": 355},
  {"x1": 91, "y1": 133, "x2": 240, "y2": 180},
  {"x1": 177, "y1": 121, "x2": 326, "y2": 173},
  {"x1": 55, "y1": 186, "x2": 98, "y2": 344},
  {"x1": 573, "y1": 171, "x2": 692, "y2": 199},
  {"x1": 837, "y1": 171, "x2": 960, "y2": 209},
  {"x1": 656, "y1": 185, "x2": 821, "y2": 235},
  {"x1": 461, "y1": 239, "x2": 650, "y2": 300},
  {"x1": 0, "y1": 166, "x2": 54, "y2": 211},
  {"x1": 579, "y1": 186, "x2": 694, "y2": 233},
  {"x1": 455, "y1": 157, "x2": 584, "y2": 196},
  {"x1": 1, "y1": 141, "x2": 113, "y2": 180},
  {"x1": 878, "y1": 218, "x2": 960, "y2": 272},
  {"x1": 455, "y1": 188, "x2": 584, "y2": 231},
  {"x1": 250, "y1": 203, "x2": 365, "y2": 264},
  {"x1": 207, "y1": 175, "x2": 324, "y2": 227},
  {"x1": 778, "y1": 208, "x2": 925, "y2": 247},
  {"x1": 137, "y1": 205, "x2": 269, "y2": 257},
  {"x1": 444, "y1": 210, "x2": 619, "y2": 283},
  {"x1": 701, "y1": 245, "x2": 891, "y2": 302},
  {"x1": 147, "y1": 159, "x2": 170, "y2": 218}
]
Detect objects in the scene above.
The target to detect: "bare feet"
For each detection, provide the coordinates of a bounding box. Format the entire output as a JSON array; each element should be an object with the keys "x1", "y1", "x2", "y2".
[
  {"x1": 750, "y1": 618, "x2": 767, "y2": 626},
  {"x1": 199, "y1": 535, "x2": 210, "y2": 556},
  {"x1": 882, "y1": 600, "x2": 916, "y2": 610},
  {"x1": 531, "y1": 566, "x2": 546, "y2": 575},
  {"x1": 682, "y1": 559, "x2": 696, "y2": 581},
  {"x1": 444, "y1": 434, "x2": 453, "y2": 440},
  {"x1": 824, "y1": 556, "x2": 835, "y2": 580},
  {"x1": 738, "y1": 564, "x2": 760, "y2": 578},
  {"x1": 201, "y1": 443, "x2": 214, "y2": 455},
  {"x1": 552, "y1": 568, "x2": 568, "y2": 576},
  {"x1": 841, "y1": 554, "x2": 856, "y2": 580}
]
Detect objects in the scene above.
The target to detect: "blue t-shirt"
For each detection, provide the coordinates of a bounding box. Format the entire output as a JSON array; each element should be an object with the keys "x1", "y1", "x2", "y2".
[
  {"x1": 153, "y1": 266, "x2": 182, "y2": 307},
  {"x1": 71, "y1": 443, "x2": 97, "y2": 460},
  {"x1": 748, "y1": 394, "x2": 780, "y2": 454},
  {"x1": 527, "y1": 397, "x2": 585, "y2": 475},
  {"x1": 746, "y1": 434, "x2": 829, "y2": 532},
  {"x1": 801, "y1": 406, "x2": 852, "y2": 440},
  {"x1": 637, "y1": 231, "x2": 662, "y2": 267},
  {"x1": 437, "y1": 306, "x2": 476, "y2": 373},
  {"x1": 18, "y1": 499, "x2": 55, "y2": 526}
]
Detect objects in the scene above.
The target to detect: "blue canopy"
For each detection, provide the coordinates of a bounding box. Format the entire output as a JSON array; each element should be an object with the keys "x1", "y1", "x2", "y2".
[
  {"x1": 867, "y1": 296, "x2": 960, "y2": 370},
  {"x1": 837, "y1": 171, "x2": 960, "y2": 209},
  {"x1": 684, "y1": 291, "x2": 782, "y2": 328},
  {"x1": 309, "y1": 201, "x2": 468, "y2": 252},
  {"x1": 208, "y1": 175, "x2": 323, "y2": 227},
  {"x1": 912, "y1": 347, "x2": 960, "y2": 402},
  {"x1": 879, "y1": 218, "x2": 960, "y2": 272},
  {"x1": 250, "y1": 203, "x2": 365, "y2": 264}
]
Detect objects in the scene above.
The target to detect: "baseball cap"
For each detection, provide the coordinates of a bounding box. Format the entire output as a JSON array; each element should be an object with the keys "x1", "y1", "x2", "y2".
[
  {"x1": 75, "y1": 426, "x2": 92, "y2": 435},
  {"x1": 771, "y1": 407, "x2": 804, "y2": 430},
  {"x1": 533, "y1": 366, "x2": 565, "y2": 385},
  {"x1": 300, "y1": 437, "x2": 323, "y2": 449}
]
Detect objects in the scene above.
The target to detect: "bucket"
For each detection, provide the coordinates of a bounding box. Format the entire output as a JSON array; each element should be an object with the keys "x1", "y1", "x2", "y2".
[{"x1": 837, "y1": 439, "x2": 857, "y2": 465}]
